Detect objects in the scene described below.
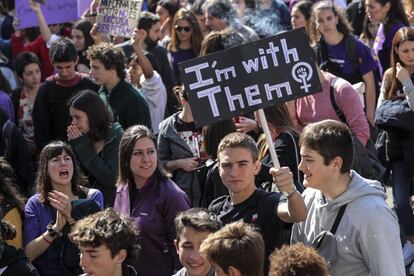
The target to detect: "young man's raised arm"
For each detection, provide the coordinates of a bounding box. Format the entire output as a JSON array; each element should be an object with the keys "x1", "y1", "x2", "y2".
[{"x1": 270, "y1": 167, "x2": 307, "y2": 223}]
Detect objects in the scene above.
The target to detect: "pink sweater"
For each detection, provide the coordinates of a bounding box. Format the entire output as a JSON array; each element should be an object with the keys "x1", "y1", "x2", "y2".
[{"x1": 296, "y1": 72, "x2": 370, "y2": 145}]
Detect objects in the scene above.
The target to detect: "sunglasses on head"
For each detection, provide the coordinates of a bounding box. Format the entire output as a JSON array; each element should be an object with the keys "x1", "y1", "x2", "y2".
[{"x1": 175, "y1": 25, "x2": 191, "y2": 32}]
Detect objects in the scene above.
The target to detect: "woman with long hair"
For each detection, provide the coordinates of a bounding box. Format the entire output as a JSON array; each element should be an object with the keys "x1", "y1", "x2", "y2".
[
  {"x1": 114, "y1": 125, "x2": 189, "y2": 276},
  {"x1": 24, "y1": 141, "x2": 103, "y2": 275},
  {"x1": 376, "y1": 27, "x2": 414, "y2": 271},
  {"x1": 167, "y1": 8, "x2": 203, "y2": 84},
  {"x1": 255, "y1": 104, "x2": 304, "y2": 192},
  {"x1": 310, "y1": 1, "x2": 378, "y2": 126},
  {"x1": 290, "y1": 0, "x2": 313, "y2": 31},
  {"x1": 366, "y1": 0, "x2": 409, "y2": 72},
  {"x1": 0, "y1": 158, "x2": 26, "y2": 249},
  {"x1": 71, "y1": 20, "x2": 94, "y2": 74},
  {"x1": 67, "y1": 90, "x2": 123, "y2": 206}
]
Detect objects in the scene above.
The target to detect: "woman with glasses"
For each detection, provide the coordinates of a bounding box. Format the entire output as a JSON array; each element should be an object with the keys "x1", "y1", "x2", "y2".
[{"x1": 167, "y1": 8, "x2": 203, "y2": 84}]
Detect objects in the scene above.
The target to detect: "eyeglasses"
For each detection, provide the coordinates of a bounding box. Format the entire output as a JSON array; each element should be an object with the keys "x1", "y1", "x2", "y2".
[{"x1": 175, "y1": 25, "x2": 192, "y2": 33}]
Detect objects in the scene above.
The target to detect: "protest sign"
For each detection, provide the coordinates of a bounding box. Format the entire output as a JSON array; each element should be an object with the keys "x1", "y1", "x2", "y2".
[
  {"x1": 96, "y1": 0, "x2": 143, "y2": 37},
  {"x1": 77, "y1": 0, "x2": 93, "y2": 17},
  {"x1": 179, "y1": 28, "x2": 322, "y2": 127},
  {"x1": 15, "y1": 0, "x2": 78, "y2": 29}
]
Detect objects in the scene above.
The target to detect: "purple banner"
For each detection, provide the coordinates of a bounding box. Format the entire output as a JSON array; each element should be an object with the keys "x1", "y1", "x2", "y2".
[
  {"x1": 15, "y1": 0, "x2": 78, "y2": 29},
  {"x1": 77, "y1": 0, "x2": 93, "y2": 17}
]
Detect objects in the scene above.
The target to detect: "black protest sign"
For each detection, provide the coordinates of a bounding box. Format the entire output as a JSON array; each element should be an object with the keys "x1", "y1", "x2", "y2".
[
  {"x1": 96, "y1": 0, "x2": 142, "y2": 37},
  {"x1": 179, "y1": 28, "x2": 322, "y2": 127}
]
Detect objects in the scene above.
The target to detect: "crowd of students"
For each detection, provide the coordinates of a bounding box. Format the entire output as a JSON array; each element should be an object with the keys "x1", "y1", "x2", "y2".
[{"x1": 0, "y1": 0, "x2": 412, "y2": 274}]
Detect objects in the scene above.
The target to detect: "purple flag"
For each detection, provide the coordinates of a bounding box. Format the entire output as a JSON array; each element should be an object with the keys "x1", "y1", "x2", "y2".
[{"x1": 15, "y1": 0, "x2": 79, "y2": 29}]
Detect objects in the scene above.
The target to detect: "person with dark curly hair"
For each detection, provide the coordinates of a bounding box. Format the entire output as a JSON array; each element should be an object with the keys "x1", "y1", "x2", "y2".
[
  {"x1": 87, "y1": 42, "x2": 151, "y2": 131},
  {"x1": 0, "y1": 157, "x2": 26, "y2": 249},
  {"x1": 69, "y1": 208, "x2": 139, "y2": 276},
  {"x1": 268, "y1": 243, "x2": 329, "y2": 276},
  {"x1": 0, "y1": 217, "x2": 39, "y2": 275}
]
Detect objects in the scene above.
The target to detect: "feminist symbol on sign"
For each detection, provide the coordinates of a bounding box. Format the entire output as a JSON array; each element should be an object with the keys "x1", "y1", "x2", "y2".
[{"x1": 292, "y1": 62, "x2": 313, "y2": 93}]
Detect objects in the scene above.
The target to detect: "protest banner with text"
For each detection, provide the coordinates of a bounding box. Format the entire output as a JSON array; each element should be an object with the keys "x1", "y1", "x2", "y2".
[
  {"x1": 96, "y1": 0, "x2": 143, "y2": 38},
  {"x1": 16, "y1": 0, "x2": 78, "y2": 29},
  {"x1": 179, "y1": 28, "x2": 322, "y2": 127}
]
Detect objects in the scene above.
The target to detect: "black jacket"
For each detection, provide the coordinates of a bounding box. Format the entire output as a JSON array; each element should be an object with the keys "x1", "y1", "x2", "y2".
[
  {"x1": 375, "y1": 98, "x2": 414, "y2": 176},
  {"x1": 0, "y1": 110, "x2": 34, "y2": 196},
  {"x1": 0, "y1": 243, "x2": 39, "y2": 275}
]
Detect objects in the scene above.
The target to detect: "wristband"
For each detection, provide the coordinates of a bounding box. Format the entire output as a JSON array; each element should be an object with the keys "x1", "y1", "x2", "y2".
[
  {"x1": 283, "y1": 185, "x2": 298, "y2": 198},
  {"x1": 47, "y1": 222, "x2": 63, "y2": 239},
  {"x1": 42, "y1": 233, "x2": 52, "y2": 245}
]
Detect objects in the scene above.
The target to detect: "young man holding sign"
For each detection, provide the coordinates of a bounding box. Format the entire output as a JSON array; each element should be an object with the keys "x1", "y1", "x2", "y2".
[
  {"x1": 209, "y1": 132, "x2": 307, "y2": 272},
  {"x1": 291, "y1": 120, "x2": 404, "y2": 275}
]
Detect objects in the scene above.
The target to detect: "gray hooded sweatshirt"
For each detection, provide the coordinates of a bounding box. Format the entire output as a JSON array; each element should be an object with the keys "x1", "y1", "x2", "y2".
[{"x1": 291, "y1": 171, "x2": 404, "y2": 276}]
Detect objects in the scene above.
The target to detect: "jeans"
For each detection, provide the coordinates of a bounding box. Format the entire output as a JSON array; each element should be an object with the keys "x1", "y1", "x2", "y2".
[{"x1": 392, "y1": 161, "x2": 414, "y2": 236}]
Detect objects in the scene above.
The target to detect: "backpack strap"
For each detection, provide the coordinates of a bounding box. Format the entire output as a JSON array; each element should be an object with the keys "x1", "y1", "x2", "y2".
[
  {"x1": 330, "y1": 204, "x2": 347, "y2": 234},
  {"x1": 344, "y1": 35, "x2": 360, "y2": 68},
  {"x1": 329, "y1": 79, "x2": 347, "y2": 124},
  {"x1": 315, "y1": 203, "x2": 348, "y2": 249},
  {"x1": 2, "y1": 120, "x2": 13, "y2": 160}
]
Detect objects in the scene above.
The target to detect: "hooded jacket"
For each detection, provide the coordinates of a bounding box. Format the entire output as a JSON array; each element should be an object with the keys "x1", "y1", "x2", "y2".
[
  {"x1": 0, "y1": 243, "x2": 39, "y2": 275},
  {"x1": 157, "y1": 112, "x2": 201, "y2": 207},
  {"x1": 291, "y1": 171, "x2": 404, "y2": 276}
]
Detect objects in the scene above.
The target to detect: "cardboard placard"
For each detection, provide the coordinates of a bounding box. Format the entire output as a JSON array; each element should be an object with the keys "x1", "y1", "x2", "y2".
[
  {"x1": 179, "y1": 28, "x2": 322, "y2": 127},
  {"x1": 96, "y1": 0, "x2": 143, "y2": 37}
]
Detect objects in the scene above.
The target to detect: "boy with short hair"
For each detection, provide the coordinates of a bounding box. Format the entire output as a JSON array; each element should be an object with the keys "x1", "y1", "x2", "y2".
[
  {"x1": 32, "y1": 38, "x2": 99, "y2": 150},
  {"x1": 173, "y1": 208, "x2": 221, "y2": 276},
  {"x1": 200, "y1": 220, "x2": 264, "y2": 276},
  {"x1": 87, "y1": 42, "x2": 151, "y2": 131},
  {"x1": 209, "y1": 132, "x2": 307, "y2": 271},
  {"x1": 292, "y1": 119, "x2": 404, "y2": 275},
  {"x1": 69, "y1": 208, "x2": 139, "y2": 276}
]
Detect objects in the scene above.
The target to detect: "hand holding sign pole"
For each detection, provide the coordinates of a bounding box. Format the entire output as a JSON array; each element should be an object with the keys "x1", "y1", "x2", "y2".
[{"x1": 179, "y1": 28, "x2": 321, "y2": 190}]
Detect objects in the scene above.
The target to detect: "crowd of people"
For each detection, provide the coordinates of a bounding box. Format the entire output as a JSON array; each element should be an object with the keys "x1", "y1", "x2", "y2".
[{"x1": 0, "y1": 0, "x2": 412, "y2": 274}]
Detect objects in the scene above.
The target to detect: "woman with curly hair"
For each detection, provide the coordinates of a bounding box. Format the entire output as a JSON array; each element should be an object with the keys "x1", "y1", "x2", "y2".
[
  {"x1": 310, "y1": 1, "x2": 378, "y2": 126},
  {"x1": 24, "y1": 141, "x2": 103, "y2": 275},
  {"x1": 167, "y1": 8, "x2": 203, "y2": 84},
  {"x1": 0, "y1": 158, "x2": 26, "y2": 249}
]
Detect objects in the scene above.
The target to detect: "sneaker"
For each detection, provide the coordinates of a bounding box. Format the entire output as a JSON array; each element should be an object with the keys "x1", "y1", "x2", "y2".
[{"x1": 403, "y1": 241, "x2": 414, "y2": 266}]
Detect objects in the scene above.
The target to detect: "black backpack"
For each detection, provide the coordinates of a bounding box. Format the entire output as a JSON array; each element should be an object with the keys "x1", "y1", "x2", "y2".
[{"x1": 329, "y1": 79, "x2": 386, "y2": 181}]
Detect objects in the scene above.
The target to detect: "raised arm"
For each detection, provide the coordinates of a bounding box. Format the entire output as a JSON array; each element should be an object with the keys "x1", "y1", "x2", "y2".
[
  {"x1": 29, "y1": 0, "x2": 52, "y2": 43},
  {"x1": 132, "y1": 28, "x2": 154, "y2": 79},
  {"x1": 271, "y1": 167, "x2": 307, "y2": 223}
]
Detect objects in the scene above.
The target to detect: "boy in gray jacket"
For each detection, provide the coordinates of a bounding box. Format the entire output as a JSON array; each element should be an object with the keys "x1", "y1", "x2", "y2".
[{"x1": 291, "y1": 119, "x2": 404, "y2": 275}]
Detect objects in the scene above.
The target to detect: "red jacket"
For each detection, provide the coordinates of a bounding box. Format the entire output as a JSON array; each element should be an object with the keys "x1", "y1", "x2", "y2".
[{"x1": 11, "y1": 34, "x2": 53, "y2": 80}]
